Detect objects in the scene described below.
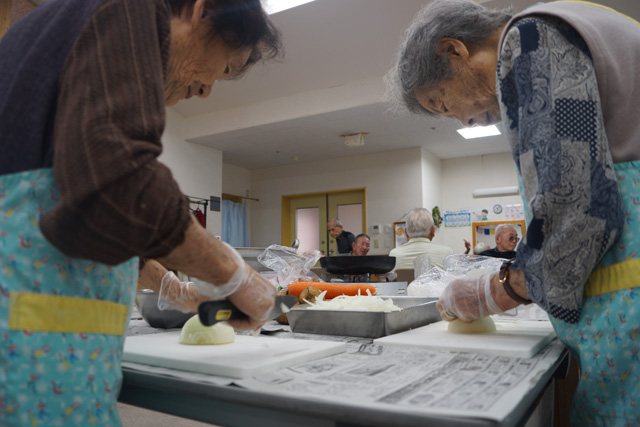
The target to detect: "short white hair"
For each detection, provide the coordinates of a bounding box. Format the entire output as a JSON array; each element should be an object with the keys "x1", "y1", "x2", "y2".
[
  {"x1": 328, "y1": 217, "x2": 342, "y2": 227},
  {"x1": 405, "y1": 208, "x2": 434, "y2": 238},
  {"x1": 496, "y1": 224, "x2": 516, "y2": 236}
]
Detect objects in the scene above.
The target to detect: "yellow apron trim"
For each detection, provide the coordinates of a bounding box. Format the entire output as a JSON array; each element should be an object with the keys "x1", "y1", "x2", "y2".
[
  {"x1": 9, "y1": 292, "x2": 129, "y2": 335},
  {"x1": 584, "y1": 258, "x2": 640, "y2": 297}
]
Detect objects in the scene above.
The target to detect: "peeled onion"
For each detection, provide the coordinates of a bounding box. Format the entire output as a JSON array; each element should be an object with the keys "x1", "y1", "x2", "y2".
[
  {"x1": 179, "y1": 315, "x2": 235, "y2": 345},
  {"x1": 447, "y1": 317, "x2": 496, "y2": 334}
]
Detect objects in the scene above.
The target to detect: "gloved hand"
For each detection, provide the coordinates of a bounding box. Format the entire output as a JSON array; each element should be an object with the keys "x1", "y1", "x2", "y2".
[
  {"x1": 435, "y1": 272, "x2": 504, "y2": 322},
  {"x1": 157, "y1": 271, "x2": 210, "y2": 313},
  {"x1": 191, "y1": 242, "x2": 276, "y2": 331}
]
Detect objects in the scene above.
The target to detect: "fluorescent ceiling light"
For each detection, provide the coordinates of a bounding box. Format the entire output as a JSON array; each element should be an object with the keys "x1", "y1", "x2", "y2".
[
  {"x1": 472, "y1": 186, "x2": 519, "y2": 198},
  {"x1": 261, "y1": 0, "x2": 315, "y2": 14},
  {"x1": 456, "y1": 125, "x2": 501, "y2": 139}
]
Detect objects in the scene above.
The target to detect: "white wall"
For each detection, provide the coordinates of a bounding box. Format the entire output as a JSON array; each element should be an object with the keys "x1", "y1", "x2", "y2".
[
  {"x1": 249, "y1": 147, "x2": 431, "y2": 255},
  {"x1": 160, "y1": 110, "x2": 521, "y2": 255},
  {"x1": 420, "y1": 147, "x2": 443, "y2": 243},
  {"x1": 440, "y1": 152, "x2": 523, "y2": 251},
  {"x1": 160, "y1": 108, "x2": 224, "y2": 235}
]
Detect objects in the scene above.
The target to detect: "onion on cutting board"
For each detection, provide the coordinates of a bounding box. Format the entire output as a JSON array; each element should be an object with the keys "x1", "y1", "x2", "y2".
[
  {"x1": 447, "y1": 316, "x2": 496, "y2": 334},
  {"x1": 179, "y1": 315, "x2": 235, "y2": 345}
]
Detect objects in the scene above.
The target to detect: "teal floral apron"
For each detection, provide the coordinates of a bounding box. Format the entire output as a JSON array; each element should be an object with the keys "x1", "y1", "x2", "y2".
[
  {"x1": 551, "y1": 161, "x2": 640, "y2": 426},
  {"x1": 0, "y1": 169, "x2": 138, "y2": 426}
]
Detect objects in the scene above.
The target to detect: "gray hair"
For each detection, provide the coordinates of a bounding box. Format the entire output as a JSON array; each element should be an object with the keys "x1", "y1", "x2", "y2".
[
  {"x1": 496, "y1": 224, "x2": 516, "y2": 236},
  {"x1": 328, "y1": 217, "x2": 342, "y2": 227},
  {"x1": 405, "y1": 208, "x2": 434, "y2": 238},
  {"x1": 385, "y1": 0, "x2": 512, "y2": 115}
]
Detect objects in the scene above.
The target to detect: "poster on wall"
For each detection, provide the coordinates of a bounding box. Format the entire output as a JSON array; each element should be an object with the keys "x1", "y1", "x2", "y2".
[
  {"x1": 393, "y1": 222, "x2": 407, "y2": 248},
  {"x1": 504, "y1": 204, "x2": 525, "y2": 220},
  {"x1": 473, "y1": 209, "x2": 490, "y2": 222},
  {"x1": 443, "y1": 209, "x2": 471, "y2": 228}
]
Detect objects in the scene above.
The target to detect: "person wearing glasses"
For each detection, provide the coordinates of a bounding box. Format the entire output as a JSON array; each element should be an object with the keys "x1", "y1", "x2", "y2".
[{"x1": 478, "y1": 224, "x2": 519, "y2": 260}]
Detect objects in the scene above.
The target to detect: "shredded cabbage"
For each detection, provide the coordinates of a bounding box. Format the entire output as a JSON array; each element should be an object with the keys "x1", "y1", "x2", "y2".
[{"x1": 306, "y1": 290, "x2": 401, "y2": 312}]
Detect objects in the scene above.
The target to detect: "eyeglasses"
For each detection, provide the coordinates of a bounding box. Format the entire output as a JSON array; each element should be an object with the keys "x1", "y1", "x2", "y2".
[{"x1": 505, "y1": 235, "x2": 520, "y2": 242}]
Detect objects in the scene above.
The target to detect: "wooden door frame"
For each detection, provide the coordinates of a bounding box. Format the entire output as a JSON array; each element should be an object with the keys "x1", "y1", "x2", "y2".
[{"x1": 281, "y1": 188, "x2": 367, "y2": 246}]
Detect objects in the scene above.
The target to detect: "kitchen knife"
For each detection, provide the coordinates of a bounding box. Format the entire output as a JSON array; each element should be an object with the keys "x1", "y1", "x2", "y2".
[{"x1": 198, "y1": 295, "x2": 298, "y2": 326}]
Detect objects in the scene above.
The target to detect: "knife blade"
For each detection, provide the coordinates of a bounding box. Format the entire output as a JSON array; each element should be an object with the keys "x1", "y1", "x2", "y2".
[{"x1": 198, "y1": 295, "x2": 298, "y2": 326}]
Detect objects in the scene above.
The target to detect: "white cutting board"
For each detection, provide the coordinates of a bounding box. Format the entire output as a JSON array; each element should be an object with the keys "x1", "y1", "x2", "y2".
[
  {"x1": 375, "y1": 319, "x2": 556, "y2": 358},
  {"x1": 123, "y1": 331, "x2": 345, "y2": 379}
]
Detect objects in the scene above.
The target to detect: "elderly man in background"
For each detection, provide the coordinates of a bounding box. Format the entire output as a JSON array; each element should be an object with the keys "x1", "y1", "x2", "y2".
[
  {"x1": 327, "y1": 217, "x2": 356, "y2": 254},
  {"x1": 478, "y1": 224, "x2": 518, "y2": 260},
  {"x1": 389, "y1": 208, "x2": 453, "y2": 270},
  {"x1": 387, "y1": 0, "x2": 640, "y2": 423},
  {"x1": 351, "y1": 234, "x2": 371, "y2": 256}
]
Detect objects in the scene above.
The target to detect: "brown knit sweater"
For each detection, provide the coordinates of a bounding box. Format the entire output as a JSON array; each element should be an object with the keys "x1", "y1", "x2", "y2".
[{"x1": 37, "y1": 0, "x2": 191, "y2": 265}]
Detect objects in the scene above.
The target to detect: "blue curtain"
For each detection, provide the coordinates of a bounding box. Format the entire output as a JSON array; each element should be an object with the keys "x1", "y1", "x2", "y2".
[{"x1": 222, "y1": 199, "x2": 249, "y2": 247}]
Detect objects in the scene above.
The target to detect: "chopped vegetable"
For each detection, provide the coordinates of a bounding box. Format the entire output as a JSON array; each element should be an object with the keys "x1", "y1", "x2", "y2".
[
  {"x1": 288, "y1": 282, "x2": 376, "y2": 299},
  {"x1": 305, "y1": 291, "x2": 402, "y2": 312},
  {"x1": 298, "y1": 286, "x2": 322, "y2": 304},
  {"x1": 280, "y1": 302, "x2": 291, "y2": 313}
]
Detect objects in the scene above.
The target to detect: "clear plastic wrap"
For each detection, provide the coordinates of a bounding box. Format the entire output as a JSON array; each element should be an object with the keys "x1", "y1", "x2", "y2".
[
  {"x1": 257, "y1": 244, "x2": 323, "y2": 294},
  {"x1": 442, "y1": 254, "x2": 503, "y2": 276},
  {"x1": 413, "y1": 254, "x2": 431, "y2": 278},
  {"x1": 407, "y1": 254, "x2": 503, "y2": 298}
]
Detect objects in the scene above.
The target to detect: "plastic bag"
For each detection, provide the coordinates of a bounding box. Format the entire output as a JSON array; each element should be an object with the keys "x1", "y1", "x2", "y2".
[
  {"x1": 407, "y1": 254, "x2": 503, "y2": 298},
  {"x1": 413, "y1": 255, "x2": 431, "y2": 277},
  {"x1": 407, "y1": 266, "x2": 455, "y2": 297},
  {"x1": 442, "y1": 254, "x2": 503, "y2": 276},
  {"x1": 257, "y1": 244, "x2": 322, "y2": 294}
]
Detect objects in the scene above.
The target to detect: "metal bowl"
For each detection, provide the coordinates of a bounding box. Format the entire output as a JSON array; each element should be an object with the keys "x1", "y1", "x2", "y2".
[{"x1": 134, "y1": 290, "x2": 193, "y2": 329}]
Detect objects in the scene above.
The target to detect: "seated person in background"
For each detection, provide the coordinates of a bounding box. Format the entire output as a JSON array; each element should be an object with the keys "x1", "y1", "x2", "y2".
[
  {"x1": 479, "y1": 224, "x2": 518, "y2": 259},
  {"x1": 389, "y1": 207, "x2": 454, "y2": 270},
  {"x1": 328, "y1": 217, "x2": 356, "y2": 254},
  {"x1": 351, "y1": 234, "x2": 371, "y2": 256}
]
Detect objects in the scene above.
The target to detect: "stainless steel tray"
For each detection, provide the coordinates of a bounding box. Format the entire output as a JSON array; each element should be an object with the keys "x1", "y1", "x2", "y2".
[{"x1": 287, "y1": 296, "x2": 440, "y2": 338}]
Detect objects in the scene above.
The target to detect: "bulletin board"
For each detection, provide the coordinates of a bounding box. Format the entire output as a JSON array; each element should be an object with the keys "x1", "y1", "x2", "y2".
[
  {"x1": 472, "y1": 220, "x2": 526, "y2": 249},
  {"x1": 393, "y1": 222, "x2": 407, "y2": 248}
]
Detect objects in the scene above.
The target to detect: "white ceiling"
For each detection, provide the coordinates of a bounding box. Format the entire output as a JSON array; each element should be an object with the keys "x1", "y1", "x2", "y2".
[{"x1": 170, "y1": 0, "x2": 640, "y2": 170}]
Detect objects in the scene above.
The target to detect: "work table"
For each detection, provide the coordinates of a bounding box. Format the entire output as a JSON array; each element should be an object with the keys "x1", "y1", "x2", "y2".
[{"x1": 119, "y1": 317, "x2": 569, "y2": 427}]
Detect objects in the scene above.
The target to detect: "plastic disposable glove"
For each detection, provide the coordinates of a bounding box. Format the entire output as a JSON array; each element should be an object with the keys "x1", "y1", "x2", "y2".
[
  {"x1": 192, "y1": 242, "x2": 276, "y2": 330},
  {"x1": 157, "y1": 271, "x2": 210, "y2": 313},
  {"x1": 435, "y1": 272, "x2": 504, "y2": 322}
]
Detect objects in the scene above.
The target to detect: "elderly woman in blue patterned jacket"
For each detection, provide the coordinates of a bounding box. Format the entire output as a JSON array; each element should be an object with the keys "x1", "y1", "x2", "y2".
[{"x1": 387, "y1": 0, "x2": 640, "y2": 424}]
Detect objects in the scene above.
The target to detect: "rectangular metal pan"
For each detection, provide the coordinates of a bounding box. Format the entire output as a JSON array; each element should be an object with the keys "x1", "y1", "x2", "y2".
[{"x1": 287, "y1": 296, "x2": 440, "y2": 338}]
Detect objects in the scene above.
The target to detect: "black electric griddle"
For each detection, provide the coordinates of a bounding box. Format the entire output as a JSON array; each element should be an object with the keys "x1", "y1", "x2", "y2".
[{"x1": 320, "y1": 256, "x2": 396, "y2": 275}]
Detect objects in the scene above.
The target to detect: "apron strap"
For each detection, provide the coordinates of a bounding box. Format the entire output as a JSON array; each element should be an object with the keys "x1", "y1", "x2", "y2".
[
  {"x1": 9, "y1": 292, "x2": 129, "y2": 335},
  {"x1": 584, "y1": 258, "x2": 640, "y2": 297}
]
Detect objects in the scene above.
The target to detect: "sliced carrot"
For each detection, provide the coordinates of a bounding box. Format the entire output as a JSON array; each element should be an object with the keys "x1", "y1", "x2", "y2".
[{"x1": 287, "y1": 282, "x2": 376, "y2": 299}]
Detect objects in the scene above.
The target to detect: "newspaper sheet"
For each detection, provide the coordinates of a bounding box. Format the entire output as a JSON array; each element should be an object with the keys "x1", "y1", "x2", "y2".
[{"x1": 236, "y1": 338, "x2": 565, "y2": 423}]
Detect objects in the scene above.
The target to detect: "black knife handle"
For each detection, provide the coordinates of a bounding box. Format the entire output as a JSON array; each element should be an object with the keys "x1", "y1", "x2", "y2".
[{"x1": 198, "y1": 300, "x2": 247, "y2": 326}]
